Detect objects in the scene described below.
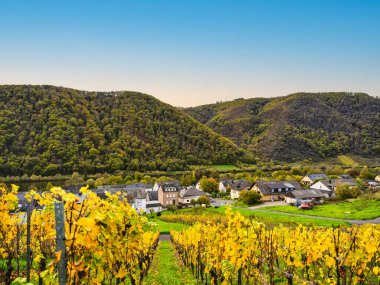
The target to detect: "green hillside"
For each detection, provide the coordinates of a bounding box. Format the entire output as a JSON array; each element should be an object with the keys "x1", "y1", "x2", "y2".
[
  {"x1": 0, "y1": 85, "x2": 245, "y2": 175},
  {"x1": 185, "y1": 92, "x2": 380, "y2": 162}
]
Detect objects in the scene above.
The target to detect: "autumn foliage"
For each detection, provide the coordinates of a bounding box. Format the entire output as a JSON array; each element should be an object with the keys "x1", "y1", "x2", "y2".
[
  {"x1": 171, "y1": 207, "x2": 380, "y2": 285},
  {"x1": 0, "y1": 185, "x2": 159, "y2": 284}
]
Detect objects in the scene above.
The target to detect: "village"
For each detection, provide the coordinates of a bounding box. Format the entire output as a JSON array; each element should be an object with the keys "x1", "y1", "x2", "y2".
[{"x1": 15, "y1": 172, "x2": 380, "y2": 215}]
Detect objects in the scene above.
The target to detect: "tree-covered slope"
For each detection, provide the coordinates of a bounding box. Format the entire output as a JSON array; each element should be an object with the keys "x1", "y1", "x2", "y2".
[
  {"x1": 0, "y1": 85, "x2": 244, "y2": 175},
  {"x1": 185, "y1": 92, "x2": 380, "y2": 162}
]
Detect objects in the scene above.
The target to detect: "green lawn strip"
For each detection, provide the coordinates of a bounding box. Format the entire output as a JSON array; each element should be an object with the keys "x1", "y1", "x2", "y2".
[
  {"x1": 204, "y1": 206, "x2": 349, "y2": 227},
  {"x1": 148, "y1": 216, "x2": 189, "y2": 234},
  {"x1": 211, "y1": 164, "x2": 240, "y2": 171},
  {"x1": 143, "y1": 241, "x2": 197, "y2": 285},
  {"x1": 260, "y1": 199, "x2": 380, "y2": 220}
]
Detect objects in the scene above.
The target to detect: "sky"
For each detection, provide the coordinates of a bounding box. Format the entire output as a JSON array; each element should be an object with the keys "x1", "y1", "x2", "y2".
[{"x1": 0, "y1": 0, "x2": 379, "y2": 107}]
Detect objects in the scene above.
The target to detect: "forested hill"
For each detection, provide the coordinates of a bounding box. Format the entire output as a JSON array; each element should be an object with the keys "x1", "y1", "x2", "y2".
[
  {"x1": 0, "y1": 85, "x2": 245, "y2": 175},
  {"x1": 185, "y1": 92, "x2": 380, "y2": 162}
]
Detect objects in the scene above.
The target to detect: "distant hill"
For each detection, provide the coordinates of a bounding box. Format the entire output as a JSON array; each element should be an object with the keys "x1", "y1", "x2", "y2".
[
  {"x1": 185, "y1": 92, "x2": 380, "y2": 162},
  {"x1": 0, "y1": 85, "x2": 245, "y2": 175}
]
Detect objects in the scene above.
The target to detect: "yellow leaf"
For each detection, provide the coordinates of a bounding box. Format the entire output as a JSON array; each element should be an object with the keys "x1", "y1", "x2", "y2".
[
  {"x1": 325, "y1": 256, "x2": 335, "y2": 267},
  {"x1": 11, "y1": 184, "x2": 19, "y2": 192},
  {"x1": 77, "y1": 217, "x2": 96, "y2": 231}
]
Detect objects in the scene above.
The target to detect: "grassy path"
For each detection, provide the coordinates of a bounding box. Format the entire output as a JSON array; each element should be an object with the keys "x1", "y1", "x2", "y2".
[{"x1": 143, "y1": 241, "x2": 198, "y2": 285}]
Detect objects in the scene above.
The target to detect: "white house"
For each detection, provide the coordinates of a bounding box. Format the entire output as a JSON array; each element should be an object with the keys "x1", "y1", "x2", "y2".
[
  {"x1": 300, "y1": 174, "x2": 328, "y2": 185},
  {"x1": 310, "y1": 179, "x2": 358, "y2": 198},
  {"x1": 284, "y1": 189, "x2": 325, "y2": 206},
  {"x1": 229, "y1": 180, "x2": 254, "y2": 199},
  {"x1": 153, "y1": 180, "x2": 181, "y2": 192},
  {"x1": 146, "y1": 202, "x2": 162, "y2": 213},
  {"x1": 219, "y1": 181, "x2": 228, "y2": 192},
  {"x1": 252, "y1": 181, "x2": 301, "y2": 201},
  {"x1": 179, "y1": 187, "x2": 208, "y2": 205},
  {"x1": 132, "y1": 195, "x2": 147, "y2": 213},
  {"x1": 95, "y1": 184, "x2": 148, "y2": 213},
  {"x1": 146, "y1": 191, "x2": 162, "y2": 212}
]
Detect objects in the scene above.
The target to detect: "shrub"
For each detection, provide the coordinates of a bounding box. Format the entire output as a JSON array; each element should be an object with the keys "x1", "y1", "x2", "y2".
[
  {"x1": 335, "y1": 185, "x2": 361, "y2": 200},
  {"x1": 197, "y1": 195, "x2": 210, "y2": 205},
  {"x1": 167, "y1": 206, "x2": 177, "y2": 212},
  {"x1": 239, "y1": 190, "x2": 262, "y2": 205}
]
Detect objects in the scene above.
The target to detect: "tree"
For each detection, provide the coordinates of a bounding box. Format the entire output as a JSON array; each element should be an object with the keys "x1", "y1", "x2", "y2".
[
  {"x1": 335, "y1": 185, "x2": 361, "y2": 200},
  {"x1": 86, "y1": 178, "x2": 95, "y2": 188},
  {"x1": 107, "y1": 175, "x2": 123, "y2": 185},
  {"x1": 94, "y1": 177, "x2": 106, "y2": 187},
  {"x1": 345, "y1": 168, "x2": 359, "y2": 178},
  {"x1": 272, "y1": 170, "x2": 287, "y2": 181},
  {"x1": 65, "y1": 172, "x2": 85, "y2": 186},
  {"x1": 197, "y1": 196, "x2": 210, "y2": 205},
  {"x1": 239, "y1": 190, "x2": 262, "y2": 205},
  {"x1": 199, "y1": 176, "x2": 218, "y2": 193},
  {"x1": 359, "y1": 166, "x2": 375, "y2": 180}
]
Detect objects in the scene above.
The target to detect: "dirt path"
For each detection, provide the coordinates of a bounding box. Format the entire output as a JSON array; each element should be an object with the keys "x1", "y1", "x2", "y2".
[{"x1": 159, "y1": 234, "x2": 171, "y2": 241}]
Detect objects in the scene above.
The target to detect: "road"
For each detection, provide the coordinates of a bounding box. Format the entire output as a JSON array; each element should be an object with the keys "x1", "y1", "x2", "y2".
[{"x1": 210, "y1": 198, "x2": 235, "y2": 207}]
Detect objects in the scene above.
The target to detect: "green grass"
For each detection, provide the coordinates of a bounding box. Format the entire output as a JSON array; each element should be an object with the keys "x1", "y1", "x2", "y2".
[
  {"x1": 260, "y1": 198, "x2": 380, "y2": 220},
  {"x1": 210, "y1": 164, "x2": 240, "y2": 171},
  {"x1": 148, "y1": 216, "x2": 188, "y2": 234},
  {"x1": 338, "y1": 155, "x2": 356, "y2": 166},
  {"x1": 202, "y1": 206, "x2": 349, "y2": 227},
  {"x1": 143, "y1": 241, "x2": 197, "y2": 285}
]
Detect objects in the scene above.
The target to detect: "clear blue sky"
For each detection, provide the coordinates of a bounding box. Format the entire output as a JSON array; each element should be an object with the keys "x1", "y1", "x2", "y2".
[{"x1": 0, "y1": 0, "x2": 379, "y2": 106}]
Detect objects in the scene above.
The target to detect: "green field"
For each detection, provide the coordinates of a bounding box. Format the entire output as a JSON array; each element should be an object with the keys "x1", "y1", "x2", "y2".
[
  {"x1": 149, "y1": 216, "x2": 188, "y2": 234},
  {"x1": 211, "y1": 164, "x2": 240, "y2": 171},
  {"x1": 206, "y1": 206, "x2": 349, "y2": 227},
  {"x1": 260, "y1": 199, "x2": 380, "y2": 220},
  {"x1": 190, "y1": 164, "x2": 241, "y2": 171}
]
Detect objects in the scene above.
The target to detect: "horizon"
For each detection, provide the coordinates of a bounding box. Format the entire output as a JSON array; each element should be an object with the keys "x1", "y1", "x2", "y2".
[
  {"x1": 1, "y1": 0, "x2": 379, "y2": 107},
  {"x1": 1, "y1": 83, "x2": 378, "y2": 107}
]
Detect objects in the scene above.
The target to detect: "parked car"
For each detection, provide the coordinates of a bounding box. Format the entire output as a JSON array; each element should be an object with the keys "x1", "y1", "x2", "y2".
[{"x1": 298, "y1": 203, "x2": 313, "y2": 210}]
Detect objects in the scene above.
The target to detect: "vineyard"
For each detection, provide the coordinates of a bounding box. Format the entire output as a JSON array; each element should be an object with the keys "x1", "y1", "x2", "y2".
[
  {"x1": 171, "y1": 208, "x2": 380, "y2": 285},
  {"x1": 2, "y1": 185, "x2": 380, "y2": 285},
  {"x1": 0, "y1": 185, "x2": 159, "y2": 285}
]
